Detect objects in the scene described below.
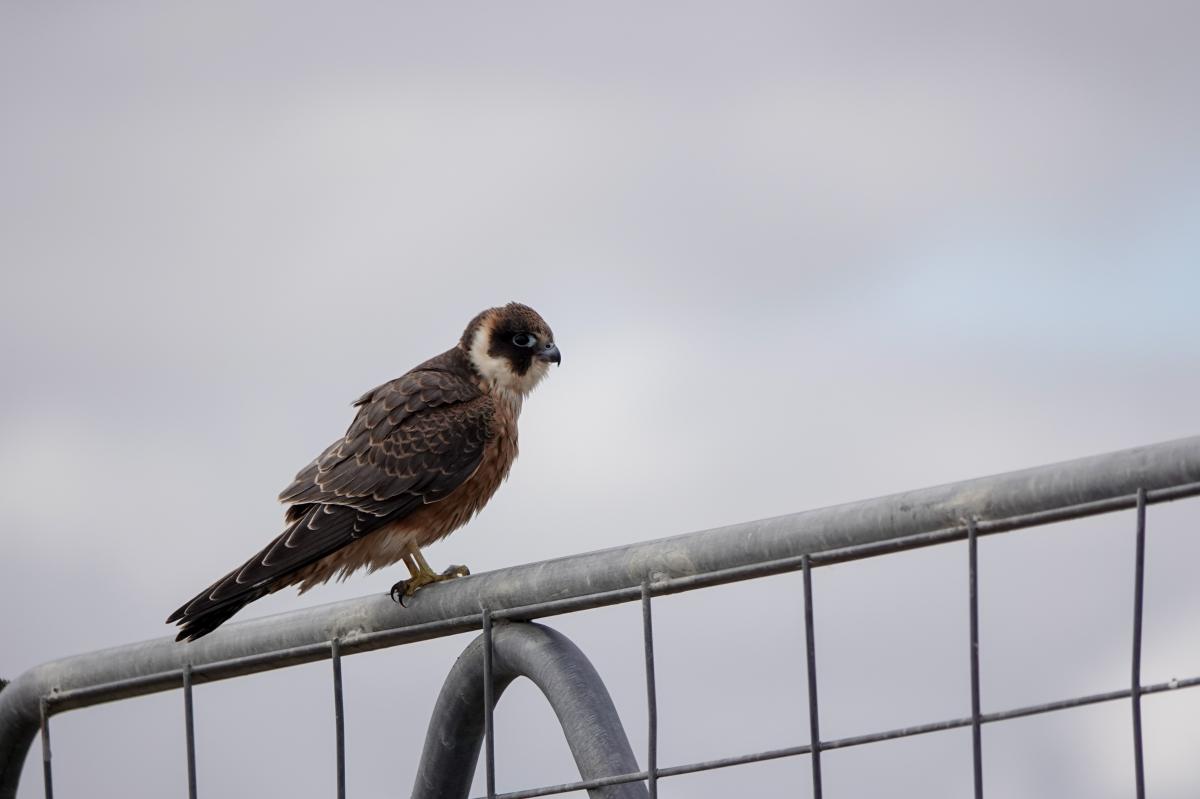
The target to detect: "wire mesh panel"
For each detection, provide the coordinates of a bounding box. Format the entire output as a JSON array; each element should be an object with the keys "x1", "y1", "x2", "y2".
[
  {"x1": 2, "y1": 437, "x2": 1199, "y2": 799},
  {"x1": 466, "y1": 494, "x2": 1191, "y2": 798}
]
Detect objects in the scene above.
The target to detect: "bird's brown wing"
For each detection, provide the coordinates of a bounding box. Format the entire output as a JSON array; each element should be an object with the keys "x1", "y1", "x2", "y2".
[
  {"x1": 167, "y1": 367, "x2": 492, "y2": 636},
  {"x1": 279, "y1": 367, "x2": 489, "y2": 516}
]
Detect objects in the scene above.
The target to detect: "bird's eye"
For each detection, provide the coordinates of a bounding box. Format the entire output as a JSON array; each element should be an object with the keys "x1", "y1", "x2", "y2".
[{"x1": 512, "y1": 333, "x2": 537, "y2": 348}]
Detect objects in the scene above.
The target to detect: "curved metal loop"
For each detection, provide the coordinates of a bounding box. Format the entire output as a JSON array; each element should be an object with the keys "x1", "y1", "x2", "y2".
[{"x1": 412, "y1": 621, "x2": 647, "y2": 799}]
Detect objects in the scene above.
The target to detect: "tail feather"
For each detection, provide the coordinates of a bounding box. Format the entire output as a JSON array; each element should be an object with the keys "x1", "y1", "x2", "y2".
[
  {"x1": 171, "y1": 589, "x2": 267, "y2": 642},
  {"x1": 167, "y1": 504, "x2": 370, "y2": 641}
]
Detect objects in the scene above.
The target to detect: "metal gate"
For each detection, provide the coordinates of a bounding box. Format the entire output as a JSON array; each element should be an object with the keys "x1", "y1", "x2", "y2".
[{"x1": 3, "y1": 436, "x2": 1199, "y2": 798}]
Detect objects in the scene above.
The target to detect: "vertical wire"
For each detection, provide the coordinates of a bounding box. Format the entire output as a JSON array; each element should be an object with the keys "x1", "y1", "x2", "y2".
[
  {"x1": 331, "y1": 639, "x2": 346, "y2": 799},
  {"x1": 1130, "y1": 488, "x2": 1147, "y2": 799},
  {"x1": 968, "y1": 518, "x2": 983, "y2": 799},
  {"x1": 482, "y1": 610, "x2": 496, "y2": 799},
  {"x1": 39, "y1": 697, "x2": 53, "y2": 799},
  {"x1": 183, "y1": 663, "x2": 198, "y2": 799},
  {"x1": 641, "y1": 581, "x2": 659, "y2": 798},
  {"x1": 802, "y1": 554, "x2": 823, "y2": 799}
]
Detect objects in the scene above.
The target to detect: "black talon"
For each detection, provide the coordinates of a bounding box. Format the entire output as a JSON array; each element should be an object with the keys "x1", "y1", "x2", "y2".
[{"x1": 390, "y1": 581, "x2": 409, "y2": 604}]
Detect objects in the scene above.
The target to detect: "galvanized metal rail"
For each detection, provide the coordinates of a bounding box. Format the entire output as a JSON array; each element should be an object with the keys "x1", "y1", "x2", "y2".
[{"x1": 2, "y1": 435, "x2": 1199, "y2": 798}]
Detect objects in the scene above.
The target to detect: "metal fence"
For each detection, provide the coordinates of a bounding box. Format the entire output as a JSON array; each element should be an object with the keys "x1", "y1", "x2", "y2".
[{"x1": 2, "y1": 436, "x2": 1199, "y2": 798}]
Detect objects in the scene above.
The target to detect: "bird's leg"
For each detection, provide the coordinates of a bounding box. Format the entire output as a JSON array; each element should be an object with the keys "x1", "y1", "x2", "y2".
[
  {"x1": 414, "y1": 548, "x2": 470, "y2": 581},
  {"x1": 390, "y1": 547, "x2": 470, "y2": 604}
]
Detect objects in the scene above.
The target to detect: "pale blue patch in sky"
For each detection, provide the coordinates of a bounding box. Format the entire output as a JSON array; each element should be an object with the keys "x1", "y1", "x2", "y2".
[{"x1": 886, "y1": 183, "x2": 1200, "y2": 359}]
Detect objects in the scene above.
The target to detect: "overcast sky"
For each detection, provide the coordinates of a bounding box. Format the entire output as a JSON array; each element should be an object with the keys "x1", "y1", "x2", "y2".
[{"x1": 3, "y1": 2, "x2": 1199, "y2": 797}]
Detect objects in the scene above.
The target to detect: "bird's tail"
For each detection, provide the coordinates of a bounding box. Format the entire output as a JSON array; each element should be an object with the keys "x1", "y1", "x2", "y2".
[
  {"x1": 166, "y1": 504, "x2": 365, "y2": 642},
  {"x1": 167, "y1": 587, "x2": 269, "y2": 642}
]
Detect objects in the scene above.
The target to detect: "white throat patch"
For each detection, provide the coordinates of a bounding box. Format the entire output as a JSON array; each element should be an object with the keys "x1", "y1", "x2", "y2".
[{"x1": 468, "y1": 319, "x2": 551, "y2": 397}]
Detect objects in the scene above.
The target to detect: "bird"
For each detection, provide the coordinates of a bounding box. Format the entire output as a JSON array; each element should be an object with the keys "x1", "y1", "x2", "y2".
[{"x1": 167, "y1": 302, "x2": 560, "y2": 641}]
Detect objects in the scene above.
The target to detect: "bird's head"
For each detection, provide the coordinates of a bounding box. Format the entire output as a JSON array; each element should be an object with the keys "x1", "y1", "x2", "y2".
[{"x1": 461, "y1": 302, "x2": 560, "y2": 395}]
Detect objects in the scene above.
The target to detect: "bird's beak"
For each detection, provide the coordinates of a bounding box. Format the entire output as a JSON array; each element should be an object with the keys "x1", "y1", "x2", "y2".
[{"x1": 537, "y1": 342, "x2": 562, "y2": 365}]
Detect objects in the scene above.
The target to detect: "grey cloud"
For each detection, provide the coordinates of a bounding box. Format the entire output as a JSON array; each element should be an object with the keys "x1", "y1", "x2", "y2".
[{"x1": 3, "y1": 2, "x2": 1199, "y2": 797}]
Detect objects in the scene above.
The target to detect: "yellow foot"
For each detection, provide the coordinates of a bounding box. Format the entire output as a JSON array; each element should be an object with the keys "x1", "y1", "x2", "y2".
[{"x1": 389, "y1": 563, "x2": 470, "y2": 605}]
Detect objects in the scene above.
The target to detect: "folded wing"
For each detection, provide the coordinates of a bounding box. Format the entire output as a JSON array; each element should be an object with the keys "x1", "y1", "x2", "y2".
[{"x1": 168, "y1": 364, "x2": 493, "y2": 640}]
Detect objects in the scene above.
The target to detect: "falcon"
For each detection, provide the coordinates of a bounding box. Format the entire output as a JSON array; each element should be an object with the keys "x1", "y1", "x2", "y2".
[{"x1": 167, "y1": 302, "x2": 560, "y2": 641}]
